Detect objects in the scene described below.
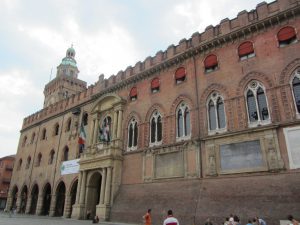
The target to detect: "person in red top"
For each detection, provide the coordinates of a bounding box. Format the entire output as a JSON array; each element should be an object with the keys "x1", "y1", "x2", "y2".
[
  {"x1": 163, "y1": 209, "x2": 179, "y2": 225},
  {"x1": 143, "y1": 209, "x2": 152, "y2": 225}
]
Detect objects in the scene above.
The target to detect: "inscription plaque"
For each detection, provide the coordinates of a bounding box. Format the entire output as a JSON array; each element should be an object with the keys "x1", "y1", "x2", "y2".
[
  {"x1": 155, "y1": 151, "x2": 183, "y2": 178},
  {"x1": 220, "y1": 140, "x2": 263, "y2": 172}
]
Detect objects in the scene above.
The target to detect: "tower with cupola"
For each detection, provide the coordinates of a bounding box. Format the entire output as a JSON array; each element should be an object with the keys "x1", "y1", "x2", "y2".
[{"x1": 43, "y1": 46, "x2": 87, "y2": 108}]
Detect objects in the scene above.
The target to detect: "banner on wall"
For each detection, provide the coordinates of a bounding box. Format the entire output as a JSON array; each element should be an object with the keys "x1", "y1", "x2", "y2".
[{"x1": 60, "y1": 159, "x2": 80, "y2": 175}]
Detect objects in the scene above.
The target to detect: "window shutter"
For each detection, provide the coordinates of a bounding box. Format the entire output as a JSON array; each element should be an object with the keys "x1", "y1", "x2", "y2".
[
  {"x1": 204, "y1": 54, "x2": 218, "y2": 68},
  {"x1": 151, "y1": 78, "x2": 160, "y2": 89},
  {"x1": 238, "y1": 42, "x2": 254, "y2": 57},
  {"x1": 175, "y1": 67, "x2": 186, "y2": 79},
  {"x1": 130, "y1": 87, "x2": 137, "y2": 97},
  {"x1": 278, "y1": 26, "x2": 296, "y2": 42}
]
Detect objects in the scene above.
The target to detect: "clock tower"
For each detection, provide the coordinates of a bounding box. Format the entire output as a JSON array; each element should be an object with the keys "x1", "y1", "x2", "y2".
[{"x1": 43, "y1": 46, "x2": 87, "y2": 108}]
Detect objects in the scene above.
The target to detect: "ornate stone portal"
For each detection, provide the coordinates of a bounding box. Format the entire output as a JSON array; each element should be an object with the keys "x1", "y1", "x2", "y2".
[{"x1": 72, "y1": 94, "x2": 125, "y2": 220}]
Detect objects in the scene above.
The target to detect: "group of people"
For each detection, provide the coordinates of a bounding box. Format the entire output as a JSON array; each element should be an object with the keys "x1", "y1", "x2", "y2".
[
  {"x1": 143, "y1": 210, "x2": 299, "y2": 225},
  {"x1": 143, "y1": 209, "x2": 179, "y2": 225}
]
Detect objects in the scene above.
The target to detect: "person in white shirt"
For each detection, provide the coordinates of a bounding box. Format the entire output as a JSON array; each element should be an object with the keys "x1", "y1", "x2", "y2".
[{"x1": 163, "y1": 210, "x2": 179, "y2": 225}]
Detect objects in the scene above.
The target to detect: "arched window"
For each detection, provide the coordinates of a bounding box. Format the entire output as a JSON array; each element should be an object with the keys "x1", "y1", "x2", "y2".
[
  {"x1": 277, "y1": 26, "x2": 297, "y2": 47},
  {"x1": 127, "y1": 118, "x2": 138, "y2": 151},
  {"x1": 130, "y1": 87, "x2": 137, "y2": 101},
  {"x1": 49, "y1": 150, "x2": 55, "y2": 165},
  {"x1": 30, "y1": 132, "x2": 35, "y2": 144},
  {"x1": 291, "y1": 69, "x2": 300, "y2": 114},
  {"x1": 22, "y1": 136, "x2": 27, "y2": 147},
  {"x1": 66, "y1": 118, "x2": 72, "y2": 132},
  {"x1": 238, "y1": 41, "x2": 255, "y2": 60},
  {"x1": 246, "y1": 81, "x2": 270, "y2": 126},
  {"x1": 150, "y1": 110, "x2": 162, "y2": 146},
  {"x1": 204, "y1": 54, "x2": 218, "y2": 73},
  {"x1": 54, "y1": 123, "x2": 59, "y2": 136},
  {"x1": 207, "y1": 92, "x2": 226, "y2": 134},
  {"x1": 151, "y1": 77, "x2": 160, "y2": 93},
  {"x1": 36, "y1": 153, "x2": 42, "y2": 167},
  {"x1": 41, "y1": 128, "x2": 47, "y2": 140},
  {"x1": 99, "y1": 116, "x2": 112, "y2": 142},
  {"x1": 176, "y1": 102, "x2": 191, "y2": 140},
  {"x1": 63, "y1": 146, "x2": 69, "y2": 161},
  {"x1": 17, "y1": 159, "x2": 22, "y2": 170},
  {"x1": 175, "y1": 67, "x2": 186, "y2": 84},
  {"x1": 82, "y1": 113, "x2": 88, "y2": 126},
  {"x1": 26, "y1": 156, "x2": 31, "y2": 169}
]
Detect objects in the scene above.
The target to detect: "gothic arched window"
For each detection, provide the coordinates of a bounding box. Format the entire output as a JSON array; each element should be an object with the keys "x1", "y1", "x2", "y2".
[
  {"x1": 291, "y1": 69, "x2": 300, "y2": 115},
  {"x1": 36, "y1": 153, "x2": 42, "y2": 167},
  {"x1": 245, "y1": 81, "x2": 270, "y2": 126},
  {"x1": 54, "y1": 123, "x2": 59, "y2": 136},
  {"x1": 26, "y1": 156, "x2": 31, "y2": 169},
  {"x1": 150, "y1": 110, "x2": 162, "y2": 146},
  {"x1": 66, "y1": 118, "x2": 72, "y2": 132},
  {"x1": 207, "y1": 92, "x2": 226, "y2": 134},
  {"x1": 63, "y1": 146, "x2": 69, "y2": 161},
  {"x1": 49, "y1": 150, "x2": 55, "y2": 165},
  {"x1": 127, "y1": 118, "x2": 138, "y2": 151},
  {"x1": 41, "y1": 128, "x2": 47, "y2": 140},
  {"x1": 176, "y1": 102, "x2": 191, "y2": 140}
]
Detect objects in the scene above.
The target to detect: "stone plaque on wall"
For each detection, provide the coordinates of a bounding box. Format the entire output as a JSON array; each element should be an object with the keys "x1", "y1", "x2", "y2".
[
  {"x1": 284, "y1": 126, "x2": 300, "y2": 169},
  {"x1": 155, "y1": 151, "x2": 183, "y2": 178},
  {"x1": 220, "y1": 140, "x2": 264, "y2": 172}
]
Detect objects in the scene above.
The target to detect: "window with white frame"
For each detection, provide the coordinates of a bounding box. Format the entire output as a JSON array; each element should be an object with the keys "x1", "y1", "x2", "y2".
[
  {"x1": 150, "y1": 110, "x2": 162, "y2": 146},
  {"x1": 176, "y1": 102, "x2": 191, "y2": 140},
  {"x1": 291, "y1": 69, "x2": 300, "y2": 115},
  {"x1": 207, "y1": 92, "x2": 226, "y2": 134},
  {"x1": 127, "y1": 118, "x2": 138, "y2": 151},
  {"x1": 245, "y1": 81, "x2": 270, "y2": 126}
]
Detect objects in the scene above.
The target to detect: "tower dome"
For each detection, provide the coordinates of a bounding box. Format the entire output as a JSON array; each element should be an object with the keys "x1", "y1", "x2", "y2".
[{"x1": 66, "y1": 45, "x2": 76, "y2": 58}]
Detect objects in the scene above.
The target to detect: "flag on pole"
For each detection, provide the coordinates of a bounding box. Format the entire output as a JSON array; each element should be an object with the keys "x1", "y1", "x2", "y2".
[{"x1": 78, "y1": 123, "x2": 86, "y2": 153}]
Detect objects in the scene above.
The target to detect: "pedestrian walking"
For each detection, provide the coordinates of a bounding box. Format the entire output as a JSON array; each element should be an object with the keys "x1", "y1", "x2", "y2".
[
  {"x1": 287, "y1": 215, "x2": 299, "y2": 225},
  {"x1": 143, "y1": 209, "x2": 152, "y2": 225},
  {"x1": 204, "y1": 218, "x2": 213, "y2": 225},
  {"x1": 254, "y1": 216, "x2": 266, "y2": 225},
  {"x1": 163, "y1": 209, "x2": 179, "y2": 225}
]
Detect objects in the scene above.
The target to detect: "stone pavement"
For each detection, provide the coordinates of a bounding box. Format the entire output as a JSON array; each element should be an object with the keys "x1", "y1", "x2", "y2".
[{"x1": 0, "y1": 212, "x2": 139, "y2": 225}]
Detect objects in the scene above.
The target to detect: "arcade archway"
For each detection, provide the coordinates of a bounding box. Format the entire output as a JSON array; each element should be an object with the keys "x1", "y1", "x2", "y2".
[
  {"x1": 55, "y1": 181, "x2": 66, "y2": 217},
  {"x1": 41, "y1": 183, "x2": 51, "y2": 215},
  {"x1": 20, "y1": 186, "x2": 28, "y2": 213},
  {"x1": 86, "y1": 172, "x2": 102, "y2": 219},
  {"x1": 30, "y1": 184, "x2": 39, "y2": 214}
]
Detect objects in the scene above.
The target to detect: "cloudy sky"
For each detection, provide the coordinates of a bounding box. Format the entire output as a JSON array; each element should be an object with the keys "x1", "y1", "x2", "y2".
[{"x1": 0, "y1": 0, "x2": 273, "y2": 158}]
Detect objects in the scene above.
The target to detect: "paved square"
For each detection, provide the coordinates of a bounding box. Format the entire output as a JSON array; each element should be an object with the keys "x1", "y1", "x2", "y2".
[{"x1": 0, "y1": 213, "x2": 138, "y2": 225}]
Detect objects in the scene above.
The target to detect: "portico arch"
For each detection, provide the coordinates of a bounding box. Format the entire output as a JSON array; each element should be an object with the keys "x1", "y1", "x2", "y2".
[
  {"x1": 20, "y1": 185, "x2": 28, "y2": 213},
  {"x1": 86, "y1": 171, "x2": 102, "y2": 219},
  {"x1": 29, "y1": 184, "x2": 39, "y2": 214},
  {"x1": 41, "y1": 183, "x2": 51, "y2": 215},
  {"x1": 55, "y1": 181, "x2": 66, "y2": 216}
]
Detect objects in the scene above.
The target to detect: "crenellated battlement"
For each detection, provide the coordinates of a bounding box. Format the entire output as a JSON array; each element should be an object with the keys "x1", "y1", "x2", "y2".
[
  {"x1": 94, "y1": 0, "x2": 299, "y2": 92},
  {"x1": 22, "y1": 84, "x2": 95, "y2": 130},
  {"x1": 22, "y1": 0, "x2": 300, "y2": 130}
]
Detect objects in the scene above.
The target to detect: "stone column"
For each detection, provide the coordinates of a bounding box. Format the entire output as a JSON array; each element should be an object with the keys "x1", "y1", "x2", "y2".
[
  {"x1": 113, "y1": 111, "x2": 118, "y2": 139},
  {"x1": 36, "y1": 193, "x2": 44, "y2": 215},
  {"x1": 99, "y1": 168, "x2": 106, "y2": 204},
  {"x1": 79, "y1": 171, "x2": 87, "y2": 205},
  {"x1": 49, "y1": 194, "x2": 57, "y2": 217},
  {"x1": 63, "y1": 194, "x2": 71, "y2": 218},
  {"x1": 5, "y1": 192, "x2": 12, "y2": 212},
  {"x1": 117, "y1": 110, "x2": 123, "y2": 138},
  {"x1": 104, "y1": 167, "x2": 112, "y2": 205},
  {"x1": 75, "y1": 172, "x2": 82, "y2": 204},
  {"x1": 93, "y1": 118, "x2": 99, "y2": 145},
  {"x1": 16, "y1": 192, "x2": 21, "y2": 213},
  {"x1": 25, "y1": 194, "x2": 32, "y2": 214}
]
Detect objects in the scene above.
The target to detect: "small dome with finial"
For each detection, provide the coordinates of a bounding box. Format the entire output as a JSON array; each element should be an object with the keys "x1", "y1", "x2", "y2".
[{"x1": 66, "y1": 44, "x2": 75, "y2": 58}]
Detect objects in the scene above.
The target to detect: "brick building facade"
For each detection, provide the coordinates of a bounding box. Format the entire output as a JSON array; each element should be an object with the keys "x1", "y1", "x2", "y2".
[
  {"x1": 6, "y1": 0, "x2": 300, "y2": 224},
  {"x1": 0, "y1": 155, "x2": 15, "y2": 210}
]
